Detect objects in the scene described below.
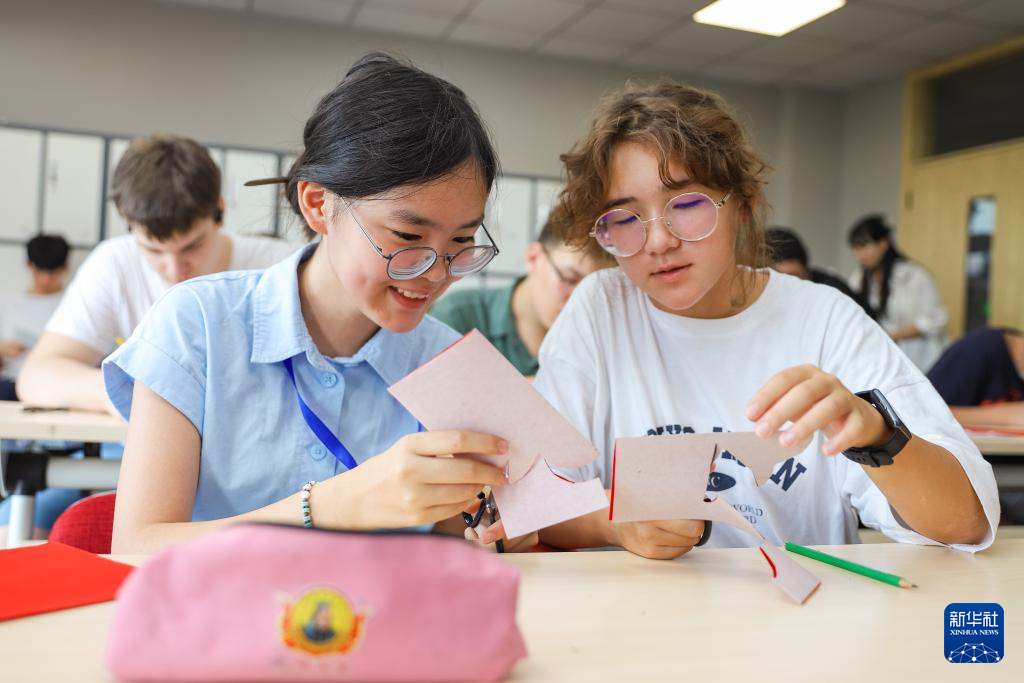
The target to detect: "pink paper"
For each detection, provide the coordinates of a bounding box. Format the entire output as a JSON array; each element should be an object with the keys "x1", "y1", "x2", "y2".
[
  {"x1": 389, "y1": 330, "x2": 598, "y2": 483},
  {"x1": 609, "y1": 433, "x2": 820, "y2": 604},
  {"x1": 493, "y1": 459, "x2": 608, "y2": 539},
  {"x1": 388, "y1": 330, "x2": 604, "y2": 538}
]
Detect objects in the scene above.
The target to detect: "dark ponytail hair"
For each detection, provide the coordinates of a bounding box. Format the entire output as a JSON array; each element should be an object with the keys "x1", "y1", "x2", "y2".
[
  {"x1": 848, "y1": 214, "x2": 904, "y2": 319},
  {"x1": 285, "y1": 52, "x2": 498, "y2": 237}
]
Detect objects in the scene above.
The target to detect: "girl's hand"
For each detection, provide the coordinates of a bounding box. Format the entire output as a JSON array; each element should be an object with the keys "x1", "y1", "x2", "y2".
[
  {"x1": 746, "y1": 364, "x2": 890, "y2": 456},
  {"x1": 610, "y1": 519, "x2": 705, "y2": 560},
  {"x1": 466, "y1": 512, "x2": 540, "y2": 553},
  {"x1": 327, "y1": 430, "x2": 508, "y2": 529}
]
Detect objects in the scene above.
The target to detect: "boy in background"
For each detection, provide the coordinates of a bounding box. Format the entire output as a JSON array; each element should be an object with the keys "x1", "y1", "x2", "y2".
[
  {"x1": 0, "y1": 234, "x2": 70, "y2": 400},
  {"x1": 431, "y1": 220, "x2": 602, "y2": 377}
]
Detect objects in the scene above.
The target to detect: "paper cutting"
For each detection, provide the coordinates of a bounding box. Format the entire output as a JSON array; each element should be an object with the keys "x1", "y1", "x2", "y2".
[
  {"x1": 389, "y1": 330, "x2": 606, "y2": 538},
  {"x1": 610, "y1": 433, "x2": 819, "y2": 604}
]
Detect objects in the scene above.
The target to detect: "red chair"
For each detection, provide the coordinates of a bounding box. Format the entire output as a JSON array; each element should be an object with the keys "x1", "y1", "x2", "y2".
[{"x1": 48, "y1": 492, "x2": 116, "y2": 554}]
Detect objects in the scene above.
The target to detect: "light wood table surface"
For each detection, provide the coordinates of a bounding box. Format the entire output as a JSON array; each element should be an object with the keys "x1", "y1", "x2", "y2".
[
  {"x1": 971, "y1": 433, "x2": 1024, "y2": 457},
  {"x1": 1, "y1": 540, "x2": 1021, "y2": 682},
  {"x1": 0, "y1": 401, "x2": 127, "y2": 547},
  {"x1": 0, "y1": 400, "x2": 126, "y2": 443}
]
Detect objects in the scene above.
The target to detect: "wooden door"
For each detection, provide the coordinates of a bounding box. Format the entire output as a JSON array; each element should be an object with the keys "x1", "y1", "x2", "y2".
[{"x1": 902, "y1": 141, "x2": 1024, "y2": 339}]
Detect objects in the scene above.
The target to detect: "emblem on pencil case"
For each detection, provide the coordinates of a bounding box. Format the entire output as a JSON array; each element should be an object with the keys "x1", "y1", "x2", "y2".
[
  {"x1": 945, "y1": 603, "x2": 1003, "y2": 663},
  {"x1": 280, "y1": 587, "x2": 368, "y2": 656}
]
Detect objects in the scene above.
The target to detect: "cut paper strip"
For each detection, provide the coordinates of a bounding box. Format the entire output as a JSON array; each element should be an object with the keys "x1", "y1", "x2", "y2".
[
  {"x1": 0, "y1": 542, "x2": 135, "y2": 621},
  {"x1": 389, "y1": 330, "x2": 598, "y2": 484},
  {"x1": 609, "y1": 433, "x2": 820, "y2": 604},
  {"x1": 492, "y1": 458, "x2": 608, "y2": 539},
  {"x1": 759, "y1": 543, "x2": 821, "y2": 604}
]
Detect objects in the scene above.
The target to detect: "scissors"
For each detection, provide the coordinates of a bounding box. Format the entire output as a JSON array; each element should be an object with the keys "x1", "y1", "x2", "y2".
[{"x1": 462, "y1": 491, "x2": 505, "y2": 553}]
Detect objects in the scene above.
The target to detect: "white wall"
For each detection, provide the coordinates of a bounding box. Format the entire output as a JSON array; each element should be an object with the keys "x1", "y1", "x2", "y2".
[
  {"x1": 0, "y1": 0, "x2": 868, "y2": 290},
  {"x1": 837, "y1": 77, "x2": 905, "y2": 277}
]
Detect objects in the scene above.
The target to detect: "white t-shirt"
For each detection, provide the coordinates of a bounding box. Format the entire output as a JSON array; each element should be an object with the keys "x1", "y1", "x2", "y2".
[
  {"x1": 46, "y1": 233, "x2": 295, "y2": 357},
  {"x1": 535, "y1": 268, "x2": 998, "y2": 552},
  {"x1": 848, "y1": 260, "x2": 947, "y2": 371},
  {"x1": 0, "y1": 291, "x2": 63, "y2": 380}
]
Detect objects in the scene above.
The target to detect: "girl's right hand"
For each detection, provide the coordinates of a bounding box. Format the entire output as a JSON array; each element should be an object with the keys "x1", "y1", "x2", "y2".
[
  {"x1": 325, "y1": 430, "x2": 508, "y2": 530},
  {"x1": 610, "y1": 519, "x2": 706, "y2": 560}
]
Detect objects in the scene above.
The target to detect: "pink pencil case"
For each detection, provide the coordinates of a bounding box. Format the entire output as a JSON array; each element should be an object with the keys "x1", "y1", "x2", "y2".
[{"x1": 106, "y1": 524, "x2": 526, "y2": 682}]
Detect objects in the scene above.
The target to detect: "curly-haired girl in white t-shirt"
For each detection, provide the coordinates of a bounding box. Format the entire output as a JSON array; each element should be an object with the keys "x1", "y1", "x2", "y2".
[{"x1": 484, "y1": 81, "x2": 997, "y2": 559}]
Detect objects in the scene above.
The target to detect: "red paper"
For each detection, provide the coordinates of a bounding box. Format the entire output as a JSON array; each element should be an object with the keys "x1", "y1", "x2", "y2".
[{"x1": 0, "y1": 542, "x2": 134, "y2": 621}]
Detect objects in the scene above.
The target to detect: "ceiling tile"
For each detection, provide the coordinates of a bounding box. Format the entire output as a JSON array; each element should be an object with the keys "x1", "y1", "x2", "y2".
[
  {"x1": 790, "y1": 3, "x2": 930, "y2": 42},
  {"x1": 880, "y1": 17, "x2": 1011, "y2": 58},
  {"x1": 737, "y1": 35, "x2": 856, "y2": 68},
  {"x1": 700, "y1": 60, "x2": 795, "y2": 86},
  {"x1": 558, "y1": 6, "x2": 673, "y2": 43},
  {"x1": 652, "y1": 20, "x2": 764, "y2": 58},
  {"x1": 621, "y1": 46, "x2": 710, "y2": 72},
  {"x1": 364, "y1": 0, "x2": 475, "y2": 16},
  {"x1": 447, "y1": 19, "x2": 545, "y2": 51},
  {"x1": 602, "y1": 0, "x2": 709, "y2": 19},
  {"x1": 862, "y1": 0, "x2": 968, "y2": 11},
  {"x1": 252, "y1": 0, "x2": 357, "y2": 25},
  {"x1": 466, "y1": 0, "x2": 585, "y2": 31},
  {"x1": 537, "y1": 36, "x2": 627, "y2": 63},
  {"x1": 352, "y1": 5, "x2": 453, "y2": 39},
  {"x1": 157, "y1": 0, "x2": 249, "y2": 11},
  {"x1": 952, "y1": 0, "x2": 1024, "y2": 29}
]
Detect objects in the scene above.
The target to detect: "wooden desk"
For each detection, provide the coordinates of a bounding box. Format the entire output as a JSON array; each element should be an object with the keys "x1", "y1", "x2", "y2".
[
  {"x1": 0, "y1": 401, "x2": 127, "y2": 444},
  {"x1": 971, "y1": 434, "x2": 1024, "y2": 457},
  {"x1": 1, "y1": 540, "x2": 1021, "y2": 681},
  {"x1": 0, "y1": 401, "x2": 126, "y2": 547}
]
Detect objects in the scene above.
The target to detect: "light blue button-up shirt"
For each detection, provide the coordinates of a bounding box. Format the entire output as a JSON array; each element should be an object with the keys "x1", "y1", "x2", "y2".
[{"x1": 103, "y1": 244, "x2": 460, "y2": 522}]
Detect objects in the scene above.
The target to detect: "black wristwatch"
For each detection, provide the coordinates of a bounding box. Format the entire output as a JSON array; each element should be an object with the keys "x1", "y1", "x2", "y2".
[{"x1": 842, "y1": 389, "x2": 911, "y2": 467}]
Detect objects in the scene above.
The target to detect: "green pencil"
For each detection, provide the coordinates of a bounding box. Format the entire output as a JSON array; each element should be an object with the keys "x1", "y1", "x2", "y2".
[{"x1": 784, "y1": 542, "x2": 917, "y2": 589}]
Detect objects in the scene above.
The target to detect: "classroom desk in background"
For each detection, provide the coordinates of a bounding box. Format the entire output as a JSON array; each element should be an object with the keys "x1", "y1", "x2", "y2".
[
  {"x1": 0, "y1": 401, "x2": 126, "y2": 548},
  {"x1": 1, "y1": 540, "x2": 1021, "y2": 682},
  {"x1": 970, "y1": 432, "x2": 1024, "y2": 491}
]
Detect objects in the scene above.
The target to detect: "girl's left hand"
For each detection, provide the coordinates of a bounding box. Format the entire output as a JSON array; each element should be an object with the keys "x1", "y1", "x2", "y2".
[{"x1": 745, "y1": 364, "x2": 890, "y2": 456}]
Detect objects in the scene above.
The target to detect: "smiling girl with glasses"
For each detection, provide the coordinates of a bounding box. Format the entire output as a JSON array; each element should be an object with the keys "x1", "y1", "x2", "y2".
[
  {"x1": 505, "y1": 80, "x2": 997, "y2": 559},
  {"x1": 103, "y1": 53, "x2": 531, "y2": 553}
]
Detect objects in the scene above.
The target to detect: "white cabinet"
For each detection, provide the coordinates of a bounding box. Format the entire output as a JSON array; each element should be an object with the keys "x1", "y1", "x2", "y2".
[
  {"x1": 0, "y1": 128, "x2": 43, "y2": 241},
  {"x1": 42, "y1": 133, "x2": 103, "y2": 246},
  {"x1": 222, "y1": 149, "x2": 279, "y2": 236},
  {"x1": 103, "y1": 138, "x2": 131, "y2": 239},
  {"x1": 486, "y1": 176, "x2": 532, "y2": 277}
]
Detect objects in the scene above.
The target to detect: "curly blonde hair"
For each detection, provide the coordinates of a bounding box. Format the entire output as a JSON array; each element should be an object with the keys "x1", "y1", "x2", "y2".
[{"x1": 551, "y1": 80, "x2": 772, "y2": 269}]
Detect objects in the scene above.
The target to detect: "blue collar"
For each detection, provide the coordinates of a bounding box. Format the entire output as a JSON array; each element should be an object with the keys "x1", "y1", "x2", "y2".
[{"x1": 250, "y1": 242, "x2": 421, "y2": 385}]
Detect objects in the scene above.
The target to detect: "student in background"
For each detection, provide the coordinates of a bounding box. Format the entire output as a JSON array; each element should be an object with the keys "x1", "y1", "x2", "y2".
[
  {"x1": 103, "y1": 53, "x2": 526, "y2": 554},
  {"x1": 847, "y1": 215, "x2": 947, "y2": 371},
  {"x1": 431, "y1": 219, "x2": 603, "y2": 376},
  {"x1": 766, "y1": 227, "x2": 870, "y2": 316},
  {"x1": 502, "y1": 80, "x2": 994, "y2": 558},
  {"x1": 18, "y1": 134, "x2": 294, "y2": 414},
  {"x1": 928, "y1": 326, "x2": 1024, "y2": 524},
  {"x1": 928, "y1": 327, "x2": 1024, "y2": 428},
  {"x1": 0, "y1": 234, "x2": 70, "y2": 400}
]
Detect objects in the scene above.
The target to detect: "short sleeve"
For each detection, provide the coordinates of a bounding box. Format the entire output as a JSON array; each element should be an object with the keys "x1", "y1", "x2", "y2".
[
  {"x1": 820, "y1": 295, "x2": 999, "y2": 552},
  {"x1": 46, "y1": 243, "x2": 123, "y2": 355},
  {"x1": 907, "y1": 265, "x2": 948, "y2": 335},
  {"x1": 102, "y1": 284, "x2": 209, "y2": 433}
]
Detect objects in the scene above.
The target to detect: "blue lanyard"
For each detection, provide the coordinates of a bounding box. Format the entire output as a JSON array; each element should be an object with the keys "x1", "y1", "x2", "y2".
[{"x1": 282, "y1": 357, "x2": 359, "y2": 470}]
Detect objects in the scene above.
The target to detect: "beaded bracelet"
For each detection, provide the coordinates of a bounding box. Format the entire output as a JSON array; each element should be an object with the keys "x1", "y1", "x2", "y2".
[{"x1": 300, "y1": 480, "x2": 316, "y2": 528}]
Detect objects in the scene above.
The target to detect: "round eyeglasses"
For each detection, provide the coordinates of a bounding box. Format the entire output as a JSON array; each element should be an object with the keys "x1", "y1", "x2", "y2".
[
  {"x1": 590, "y1": 191, "x2": 732, "y2": 258},
  {"x1": 342, "y1": 198, "x2": 499, "y2": 280}
]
